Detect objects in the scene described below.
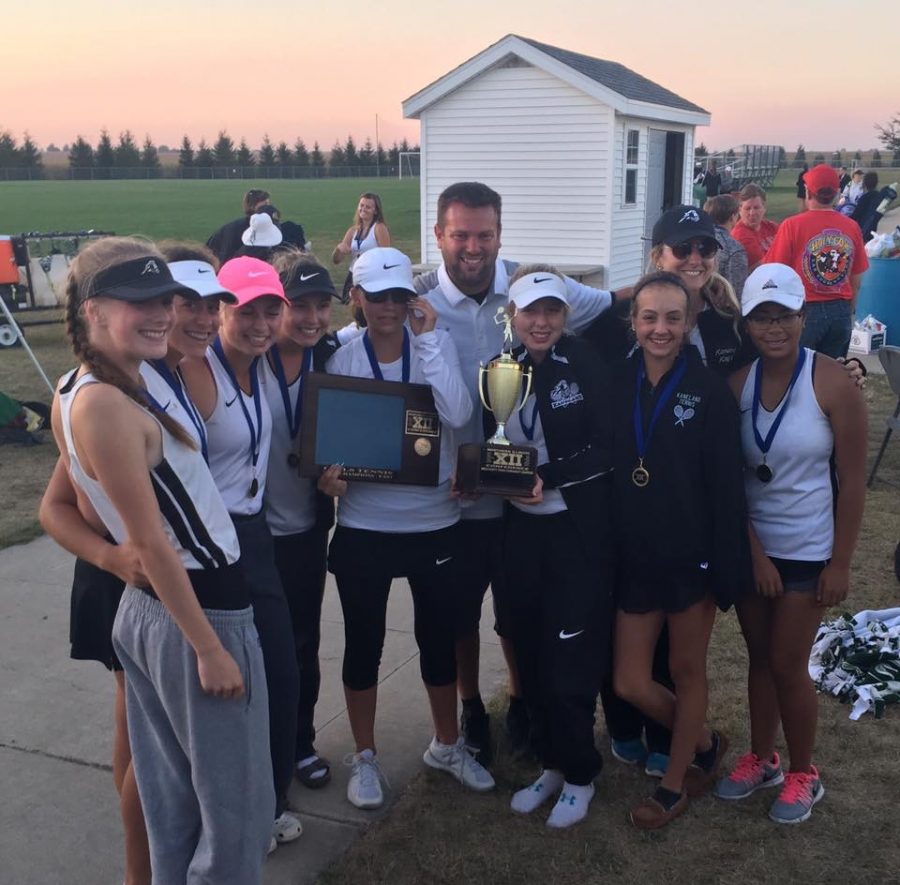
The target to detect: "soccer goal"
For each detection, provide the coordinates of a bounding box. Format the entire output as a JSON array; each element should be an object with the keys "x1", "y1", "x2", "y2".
[{"x1": 398, "y1": 152, "x2": 421, "y2": 180}]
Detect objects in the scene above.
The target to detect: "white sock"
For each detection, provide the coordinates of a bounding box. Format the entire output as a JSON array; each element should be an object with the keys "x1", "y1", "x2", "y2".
[
  {"x1": 546, "y1": 781, "x2": 595, "y2": 829},
  {"x1": 297, "y1": 754, "x2": 328, "y2": 781},
  {"x1": 510, "y1": 769, "x2": 564, "y2": 814}
]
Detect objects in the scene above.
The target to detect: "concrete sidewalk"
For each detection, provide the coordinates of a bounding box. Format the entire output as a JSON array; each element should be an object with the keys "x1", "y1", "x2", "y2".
[{"x1": 0, "y1": 536, "x2": 507, "y2": 885}]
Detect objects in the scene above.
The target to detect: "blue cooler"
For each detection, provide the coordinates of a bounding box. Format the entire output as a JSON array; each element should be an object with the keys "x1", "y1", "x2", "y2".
[{"x1": 856, "y1": 258, "x2": 900, "y2": 345}]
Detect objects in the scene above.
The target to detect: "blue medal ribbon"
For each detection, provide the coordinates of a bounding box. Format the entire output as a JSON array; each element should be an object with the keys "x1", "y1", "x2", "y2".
[
  {"x1": 519, "y1": 396, "x2": 539, "y2": 441},
  {"x1": 633, "y1": 353, "x2": 687, "y2": 472},
  {"x1": 149, "y1": 360, "x2": 209, "y2": 463},
  {"x1": 362, "y1": 328, "x2": 410, "y2": 382},
  {"x1": 268, "y1": 344, "x2": 313, "y2": 440},
  {"x1": 211, "y1": 338, "x2": 263, "y2": 490},
  {"x1": 751, "y1": 348, "x2": 806, "y2": 464}
]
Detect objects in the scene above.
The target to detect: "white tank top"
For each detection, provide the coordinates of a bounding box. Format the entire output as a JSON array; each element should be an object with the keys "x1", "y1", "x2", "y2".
[
  {"x1": 58, "y1": 371, "x2": 239, "y2": 570},
  {"x1": 204, "y1": 347, "x2": 273, "y2": 516},
  {"x1": 739, "y1": 348, "x2": 834, "y2": 561},
  {"x1": 260, "y1": 354, "x2": 318, "y2": 536},
  {"x1": 350, "y1": 224, "x2": 378, "y2": 262},
  {"x1": 140, "y1": 362, "x2": 203, "y2": 450}
]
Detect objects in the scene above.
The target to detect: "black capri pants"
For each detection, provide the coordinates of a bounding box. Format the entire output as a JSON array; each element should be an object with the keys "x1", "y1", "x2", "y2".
[{"x1": 328, "y1": 523, "x2": 460, "y2": 691}]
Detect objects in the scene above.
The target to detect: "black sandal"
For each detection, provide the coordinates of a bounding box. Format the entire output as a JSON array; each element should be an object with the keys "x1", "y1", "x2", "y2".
[{"x1": 296, "y1": 755, "x2": 331, "y2": 789}]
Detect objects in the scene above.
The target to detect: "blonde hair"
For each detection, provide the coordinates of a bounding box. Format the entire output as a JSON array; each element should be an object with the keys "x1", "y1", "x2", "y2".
[
  {"x1": 64, "y1": 236, "x2": 196, "y2": 448},
  {"x1": 508, "y1": 262, "x2": 564, "y2": 285}
]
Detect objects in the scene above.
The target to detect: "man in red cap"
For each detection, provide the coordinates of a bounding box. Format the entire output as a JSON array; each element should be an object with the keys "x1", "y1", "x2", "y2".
[{"x1": 765, "y1": 164, "x2": 868, "y2": 358}]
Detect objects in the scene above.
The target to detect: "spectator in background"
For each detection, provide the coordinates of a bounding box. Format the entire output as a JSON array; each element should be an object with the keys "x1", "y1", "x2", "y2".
[
  {"x1": 704, "y1": 162, "x2": 722, "y2": 198},
  {"x1": 721, "y1": 165, "x2": 734, "y2": 193},
  {"x1": 795, "y1": 165, "x2": 809, "y2": 213},
  {"x1": 838, "y1": 167, "x2": 851, "y2": 192},
  {"x1": 705, "y1": 195, "x2": 748, "y2": 297},
  {"x1": 850, "y1": 172, "x2": 881, "y2": 242},
  {"x1": 766, "y1": 164, "x2": 869, "y2": 359},
  {"x1": 236, "y1": 208, "x2": 283, "y2": 262},
  {"x1": 733, "y1": 184, "x2": 780, "y2": 272},
  {"x1": 332, "y1": 193, "x2": 391, "y2": 303},
  {"x1": 207, "y1": 188, "x2": 272, "y2": 263}
]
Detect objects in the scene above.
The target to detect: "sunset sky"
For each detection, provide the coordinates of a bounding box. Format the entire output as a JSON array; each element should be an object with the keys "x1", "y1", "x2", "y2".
[{"x1": 5, "y1": 0, "x2": 896, "y2": 154}]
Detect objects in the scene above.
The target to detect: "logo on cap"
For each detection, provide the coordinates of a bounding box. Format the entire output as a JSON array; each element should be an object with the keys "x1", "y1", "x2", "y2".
[
  {"x1": 762, "y1": 279, "x2": 778, "y2": 290},
  {"x1": 383, "y1": 263, "x2": 401, "y2": 270},
  {"x1": 679, "y1": 210, "x2": 700, "y2": 224},
  {"x1": 141, "y1": 260, "x2": 160, "y2": 276},
  {"x1": 533, "y1": 276, "x2": 552, "y2": 284},
  {"x1": 299, "y1": 272, "x2": 319, "y2": 282}
]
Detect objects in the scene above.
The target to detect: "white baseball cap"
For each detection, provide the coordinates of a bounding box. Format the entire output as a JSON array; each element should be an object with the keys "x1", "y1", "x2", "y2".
[
  {"x1": 508, "y1": 272, "x2": 569, "y2": 310},
  {"x1": 167, "y1": 260, "x2": 237, "y2": 303},
  {"x1": 741, "y1": 263, "x2": 805, "y2": 316},
  {"x1": 352, "y1": 247, "x2": 416, "y2": 294}
]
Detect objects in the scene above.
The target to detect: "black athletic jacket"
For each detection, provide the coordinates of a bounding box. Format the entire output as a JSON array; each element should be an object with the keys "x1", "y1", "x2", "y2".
[{"x1": 482, "y1": 335, "x2": 615, "y2": 559}]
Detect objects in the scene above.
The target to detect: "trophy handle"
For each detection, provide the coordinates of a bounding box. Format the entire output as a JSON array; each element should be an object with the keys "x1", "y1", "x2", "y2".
[
  {"x1": 477, "y1": 364, "x2": 491, "y2": 412},
  {"x1": 513, "y1": 366, "x2": 533, "y2": 413}
]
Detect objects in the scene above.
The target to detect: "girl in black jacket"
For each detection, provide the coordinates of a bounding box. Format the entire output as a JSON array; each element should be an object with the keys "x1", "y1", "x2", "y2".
[{"x1": 489, "y1": 266, "x2": 615, "y2": 829}]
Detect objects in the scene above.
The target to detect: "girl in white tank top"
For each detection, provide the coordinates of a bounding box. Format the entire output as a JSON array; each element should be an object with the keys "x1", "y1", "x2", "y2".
[
  {"x1": 719, "y1": 264, "x2": 866, "y2": 825},
  {"x1": 332, "y1": 192, "x2": 391, "y2": 301}
]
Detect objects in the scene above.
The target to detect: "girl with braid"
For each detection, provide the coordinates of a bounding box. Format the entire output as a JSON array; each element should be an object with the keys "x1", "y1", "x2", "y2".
[{"x1": 47, "y1": 237, "x2": 273, "y2": 884}]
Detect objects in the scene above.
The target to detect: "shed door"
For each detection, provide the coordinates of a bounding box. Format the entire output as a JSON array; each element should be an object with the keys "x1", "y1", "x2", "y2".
[{"x1": 644, "y1": 129, "x2": 668, "y2": 261}]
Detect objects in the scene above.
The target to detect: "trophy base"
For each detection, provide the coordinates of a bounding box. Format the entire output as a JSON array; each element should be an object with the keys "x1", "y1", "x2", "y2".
[{"x1": 456, "y1": 442, "x2": 538, "y2": 496}]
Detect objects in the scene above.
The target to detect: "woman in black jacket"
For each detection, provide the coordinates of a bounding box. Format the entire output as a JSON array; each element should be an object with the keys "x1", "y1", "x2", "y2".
[{"x1": 487, "y1": 266, "x2": 615, "y2": 829}]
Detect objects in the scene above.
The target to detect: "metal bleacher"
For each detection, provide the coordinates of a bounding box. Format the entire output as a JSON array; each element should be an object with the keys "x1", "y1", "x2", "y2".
[{"x1": 696, "y1": 144, "x2": 784, "y2": 189}]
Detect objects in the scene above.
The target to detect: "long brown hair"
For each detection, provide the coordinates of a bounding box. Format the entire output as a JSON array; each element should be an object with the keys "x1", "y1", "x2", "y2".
[{"x1": 65, "y1": 236, "x2": 196, "y2": 448}]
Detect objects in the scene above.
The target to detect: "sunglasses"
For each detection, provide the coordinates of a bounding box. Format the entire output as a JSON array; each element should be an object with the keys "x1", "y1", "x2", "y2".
[
  {"x1": 670, "y1": 239, "x2": 719, "y2": 260},
  {"x1": 361, "y1": 289, "x2": 414, "y2": 305}
]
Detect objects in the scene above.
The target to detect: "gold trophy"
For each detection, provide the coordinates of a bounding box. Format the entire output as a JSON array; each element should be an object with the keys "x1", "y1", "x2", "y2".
[{"x1": 457, "y1": 308, "x2": 538, "y2": 495}]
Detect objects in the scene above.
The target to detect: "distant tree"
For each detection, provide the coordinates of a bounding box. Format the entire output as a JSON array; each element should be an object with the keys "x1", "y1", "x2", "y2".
[
  {"x1": 399, "y1": 138, "x2": 411, "y2": 154},
  {"x1": 0, "y1": 131, "x2": 18, "y2": 168},
  {"x1": 62, "y1": 144, "x2": 70, "y2": 153},
  {"x1": 831, "y1": 150, "x2": 842, "y2": 166},
  {"x1": 853, "y1": 149, "x2": 863, "y2": 162},
  {"x1": 18, "y1": 134, "x2": 43, "y2": 177},
  {"x1": 293, "y1": 139, "x2": 309, "y2": 167},
  {"x1": 875, "y1": 112, "x2": 900, "y2": 153},
  {"x1": 68, "y1": 136, "x2": 94, "y2": 169},
  {"x1": 778, "y1": 146, "x2": 786, "y2": 165},
  {"x1": 258, "y1": 135, "x2": 276, "y2": 167},
  {"x1": 695, "y1": 142, "x2": 708, "y2": 158},
  {"x1": 158, "y1": 145, "x2": 170, "y2": 153},
  {"x1": 310, "y1": 141, "x2": 325, "y2": 168},
  {"x1": 813, "y1": 152, "x2": 825, "y2": 165},
  {"x1": 271, "y1": 142, "x2": 288, "y2": 168},
  {"x1": 388, "y1": 141, "x2": 400, "y2": 167},
  {"x1": 344, "y1": 135, "x2": 358, "y2": 167},
  {"x1": 140, "y1": 135, "x2": 160, "y2": 176},
  {"x1": 871, "y1": 149, "x2": 882, "y2": 168},
  {"x1": 114, "y1": 130, "x2": 141, "y2": 167},
  {"x1": 95, "y1": 130, "x2": 115, "y2": 178},
  {"x1": 195, "y1": 139, "x2": 215, "y2": 168},
  {"x1": 178, "y1": 135, "x2": 194, "y2": 167},
  {"x1": 213, "y1": 130, "x2": 235, "y2": 167},
  {"x1": 236, "y1": 138, "x2": 255, "y2": 167},
  {"x1": 725, "y1": 148, "x2": 736, "y2": 162},
  {"x1": 46, "y1": 143, "x2": 60, "y2": 152},
  {"x1": 329, "y1": 141, "x2": 345, "y2": 168},
  {"x1": 893, "y1": 147, "x2": 900, "y2": 163},
  {"x1": 359, "y1": 137, "x2": 375, "y2": 167},
  {"x1": 376, "y1": 141, "x2": 387, "y2": 171}
]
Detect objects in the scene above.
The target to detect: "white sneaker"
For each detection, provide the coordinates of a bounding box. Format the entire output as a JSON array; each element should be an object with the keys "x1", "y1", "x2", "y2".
[
  {"x1": 267, "y1": 836, "x2": 277, "y2": 856},
  {"x1": 423, "y1": 736, "x2": 495, "y2": 792},
  {"x1": 272, "y1": 811, "x2": 302, "y2": 844},
  {"x1": 511, "y1": 769, "x2": 564, "y2": 814},
  {"x1": 546, "y1": 782, "x2": 595, "y2": 829},
  {"x1": 345, "y1": 749, "x2": 385, "y2": 809}
]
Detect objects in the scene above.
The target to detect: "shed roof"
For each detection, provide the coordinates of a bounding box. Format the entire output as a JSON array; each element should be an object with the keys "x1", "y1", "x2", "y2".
[{"x1": 403, "y1": 34, "x2": 710, "y2": 126}]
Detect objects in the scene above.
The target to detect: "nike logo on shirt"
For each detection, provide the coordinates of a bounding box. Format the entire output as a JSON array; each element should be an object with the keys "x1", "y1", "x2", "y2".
[
  {"x1": 435, "y1": 556, "x2": 453, "y2": 566},
  {"x1": 558, "y1": 629, "x2": 584, "y2": 640},
  {"x1": 225, "y1": 395, "x2": 238, "y2": 408}
]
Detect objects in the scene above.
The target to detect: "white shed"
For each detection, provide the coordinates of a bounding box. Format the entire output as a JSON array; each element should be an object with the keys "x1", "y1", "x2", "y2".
[{"x1": 402, "y1": 35, "x2": 711, "y2": 288}]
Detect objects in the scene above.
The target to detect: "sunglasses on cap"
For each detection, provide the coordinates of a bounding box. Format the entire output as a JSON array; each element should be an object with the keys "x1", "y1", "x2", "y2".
[
  {"x1": 361, "y1": 288, "x2": 414, "y2": 305},
  {"x1": 670, "y1": 239, "x2": 719, "y2": 260}
]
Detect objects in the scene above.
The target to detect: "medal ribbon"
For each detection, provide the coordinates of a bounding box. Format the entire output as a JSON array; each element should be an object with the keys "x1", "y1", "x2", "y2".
[
  {"x1": 211, "y1": 338, "x2": 263, "y2": 474},
  {"x1": 269, "y1": 344, "x2": 313, "y2": 440},
  {"x1": 633, "y1": 353, "x2": 687, "y2": 464},
  {"x1": 363, "y1": 328, "x2": 410, "y2": 383},
  {"x1": 519, "y1": 396, "x2": 539, "y2": 441},
  {"x1": 751, "y1": 348, "x2": 806, "y2": 460},
  {"x1": 149, "y1": 360, "x2": 209, "y2": 463}
]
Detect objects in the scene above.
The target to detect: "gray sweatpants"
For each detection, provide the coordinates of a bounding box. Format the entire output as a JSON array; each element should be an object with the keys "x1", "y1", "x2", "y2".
[{"x1": 113, "y1": 586, "x2": 275, "y2": 885}]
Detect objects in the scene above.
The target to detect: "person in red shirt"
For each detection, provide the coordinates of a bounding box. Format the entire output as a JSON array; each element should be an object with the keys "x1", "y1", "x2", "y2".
[
  {"x1": 732, "y1": 184, "x2": 779, "y2": 272},
  {"x1": 765, "y1": 165, "x2": 869, "y2": 359}
]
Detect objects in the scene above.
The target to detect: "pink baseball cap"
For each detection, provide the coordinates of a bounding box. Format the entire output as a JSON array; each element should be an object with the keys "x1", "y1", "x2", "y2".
[{"x1": 217, "y1": 257, "x2": 289, "y2": 306}]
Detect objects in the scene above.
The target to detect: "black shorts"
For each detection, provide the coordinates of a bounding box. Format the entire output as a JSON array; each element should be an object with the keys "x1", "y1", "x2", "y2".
[
  {"x1": 770, "y1": 557, "x2": 828, "y2": 593},
  {"x1": 70, "y1": 557, "x2": 125, "y2": 672}
]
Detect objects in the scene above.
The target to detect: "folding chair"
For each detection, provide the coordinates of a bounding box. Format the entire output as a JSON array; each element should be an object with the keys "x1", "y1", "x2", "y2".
[{"x1": 868, "y1": 345, "x2": 900, "y2": 487}]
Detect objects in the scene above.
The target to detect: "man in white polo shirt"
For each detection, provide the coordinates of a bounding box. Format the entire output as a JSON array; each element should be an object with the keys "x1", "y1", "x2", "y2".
[{"x1": 414, "y1": 181, "x2": 625, "y2": 763}]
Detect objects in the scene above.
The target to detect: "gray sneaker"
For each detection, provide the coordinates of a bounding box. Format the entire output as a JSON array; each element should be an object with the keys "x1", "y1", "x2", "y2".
[
  {"x1": 345, "y1": 749, "x2": 386, "y2": 809},
  {"x1": 768, "y1": 766, "x2": 824, "y2": 824},
  {"x1": 423, "y1": 737, "x2": 495, "y2": 792},
  {"x1": 715, "y1": 751, "x2": 784, "y2": 800}
]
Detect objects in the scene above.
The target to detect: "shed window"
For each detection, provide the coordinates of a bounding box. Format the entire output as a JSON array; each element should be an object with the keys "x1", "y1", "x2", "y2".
[{"x1": 624, "y1": 129, "x2": 639, "y2": 205}]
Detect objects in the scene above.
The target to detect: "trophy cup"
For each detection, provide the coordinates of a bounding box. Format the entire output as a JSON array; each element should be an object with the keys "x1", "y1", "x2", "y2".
[{"x1": 456, "y1": 308, "x2": 538, "y2": 495}]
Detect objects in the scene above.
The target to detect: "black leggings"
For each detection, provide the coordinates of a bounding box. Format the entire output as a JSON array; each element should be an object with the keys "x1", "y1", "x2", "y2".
[
  {"x1": 233, "y1": 511, "x2": 300, "y2": 816},
  {"x1": 328, "y1": 524, "x2": 459, "y2": 691}
]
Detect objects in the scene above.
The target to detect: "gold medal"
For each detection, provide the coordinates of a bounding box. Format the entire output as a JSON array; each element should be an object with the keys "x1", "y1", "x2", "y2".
[
  {"x1": 632, "y1": 460, "x2": 650, "y2": 487},
  {"x1": 413, "y1": 437, "x2": 432, "y2": 457}
]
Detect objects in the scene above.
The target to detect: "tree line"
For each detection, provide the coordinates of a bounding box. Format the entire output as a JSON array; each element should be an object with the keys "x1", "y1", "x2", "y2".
[{"x1": 0, "y1": 129, "x2": 420, "y2": 178}]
